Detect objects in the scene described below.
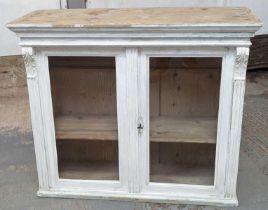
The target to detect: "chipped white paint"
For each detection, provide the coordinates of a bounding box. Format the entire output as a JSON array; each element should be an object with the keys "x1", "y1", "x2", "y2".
[
  {"x1": 10, "y1": 8, "x2": 261, "y2": 207},
  {"x1": 22, "y1": 47, "x2": 50, "y2": 191},
  {"x1": 224, "y1": 47, "x2": 249, "y2": 199}
]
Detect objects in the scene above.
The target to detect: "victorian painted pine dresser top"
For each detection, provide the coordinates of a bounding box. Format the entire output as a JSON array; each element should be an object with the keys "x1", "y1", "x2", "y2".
[{"x1": 7, "y1": 7, "x2": 262, "y2": 206}]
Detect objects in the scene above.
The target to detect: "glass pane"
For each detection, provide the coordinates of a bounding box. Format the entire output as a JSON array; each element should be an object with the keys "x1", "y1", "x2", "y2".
[
  {"x1": 49, "y1": 56, "x2": 119, "y2": 180},
  {"x1": 149, "y1": 57, "x2": 221, "y2": 185}
]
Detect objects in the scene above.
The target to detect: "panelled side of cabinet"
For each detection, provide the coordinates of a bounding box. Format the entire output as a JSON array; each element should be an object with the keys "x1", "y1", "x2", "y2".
[
  {"x1": 224, "y1": 47, "x2": 249, "y2": 198},
  {"x1": 22, "y1": 47, "x2": 50, "y2": 190}
]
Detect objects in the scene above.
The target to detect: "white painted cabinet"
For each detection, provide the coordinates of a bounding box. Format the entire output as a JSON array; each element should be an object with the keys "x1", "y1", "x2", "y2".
[{"x1": 7, "y1": 7, "x2": 261, "y2": 206}]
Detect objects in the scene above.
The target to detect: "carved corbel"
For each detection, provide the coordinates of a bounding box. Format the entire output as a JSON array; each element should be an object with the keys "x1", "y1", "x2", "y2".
[
  {"x1": 234, "y1": 47, "x2": 249, "y2": 81},
  {"x1": 22, "y1": 47, "x2": 37, "y2": 79}
]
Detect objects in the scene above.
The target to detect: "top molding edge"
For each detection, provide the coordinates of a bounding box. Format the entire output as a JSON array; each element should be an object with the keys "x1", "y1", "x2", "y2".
[{"x1": 7, "y1": 7, "x2": 262, "y2": 35}]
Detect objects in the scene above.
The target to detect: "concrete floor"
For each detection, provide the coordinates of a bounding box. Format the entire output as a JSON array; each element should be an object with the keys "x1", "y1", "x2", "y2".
[{"x1": 0, "y1": 59, "x2": 267, "y2": 209}]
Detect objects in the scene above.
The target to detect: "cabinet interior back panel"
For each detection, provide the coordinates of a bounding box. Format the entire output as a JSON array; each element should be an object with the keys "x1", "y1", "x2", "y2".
[
  {"x1": 49, "y1": 57, "x2": 221, "y2": 118},
  {"x1": 150, "y1": 57, "x2": 221, "y2": 117},
  {"x1": 49, "y1": 56, "x2": 117, "y2": 116}
]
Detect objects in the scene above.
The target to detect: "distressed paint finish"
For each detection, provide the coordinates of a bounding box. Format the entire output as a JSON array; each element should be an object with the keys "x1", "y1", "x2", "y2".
[
  {"x1": 125, "y1": 48, "x2": 141, "y2": 193},
  {"x1": 224, "y1": 47, "x2": 249, "y2": 199},
  {"x1": 7, "y1": 7, "x2": 261, "y2": 207},
  {"x1": 22, "y1": 47, "x2": 50, "y2": 191}
]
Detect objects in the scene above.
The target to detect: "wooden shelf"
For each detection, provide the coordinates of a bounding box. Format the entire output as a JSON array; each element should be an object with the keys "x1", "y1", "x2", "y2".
[
  {"x1": 151, "y1": 163, "x2": 214, "y2": 185},
  {"x1": 55, "y1": 115, "x2": 118, "y2": 141},
  {"x1": 59, "y1": 160, "x2": 213, "y2": 185},
  {"x1": 59, "y1": 161, "x2": 119, "y2": 180},
  {"x1": 55, "y1": 115, "x2": 217, "y2": 144},
  {"x1": 150, "y1": 117, "x2": 217, "y2": 144}
]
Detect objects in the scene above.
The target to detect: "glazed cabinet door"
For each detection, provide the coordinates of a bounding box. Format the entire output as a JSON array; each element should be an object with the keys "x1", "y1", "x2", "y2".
[
  {"x1": 137, "y1": 48, "x2": 236, "y2": 201},
  {"x1": 38, "y1": 48, "x2": 130, "y2": 195}
]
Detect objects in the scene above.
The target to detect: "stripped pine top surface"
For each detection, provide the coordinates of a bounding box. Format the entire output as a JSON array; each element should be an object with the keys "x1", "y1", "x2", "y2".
[{"x1": 7, "y1": 7, "x2": 261, "y2": 28}]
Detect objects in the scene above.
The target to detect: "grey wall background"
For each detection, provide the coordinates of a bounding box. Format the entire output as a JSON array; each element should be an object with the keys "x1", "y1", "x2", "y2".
[{"x1": 0, "y1": 0, "x2": 59, "y2": 56}]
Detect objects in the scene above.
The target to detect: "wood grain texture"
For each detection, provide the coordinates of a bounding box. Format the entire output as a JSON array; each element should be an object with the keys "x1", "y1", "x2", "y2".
[
  {"x1": 7, "y1": 7, "x2": 261, "y2": 28},
  {"x1": 49, "y1": 57, "x2": 117, "y2": 116},
  {"x1": 149, "y1": 58, "x2": 221, "y2": 117},
  {"x1": 158, "y1": 69, "x2": 220, "y2": 117}
]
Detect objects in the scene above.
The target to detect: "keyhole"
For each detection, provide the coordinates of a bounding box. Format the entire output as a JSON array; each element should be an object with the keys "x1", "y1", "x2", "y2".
[
  {"x1": 137, "y1": 123, "x2": 143, "y2": 130},
  {"x1": 137, "y1": 117, "x2": 144, "y2": 134},
  {"x1": 137, "y1": 123, "x2": 144, "y2": 134}
]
